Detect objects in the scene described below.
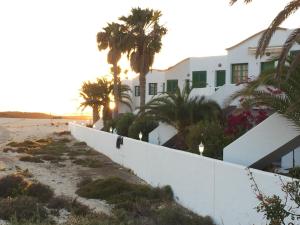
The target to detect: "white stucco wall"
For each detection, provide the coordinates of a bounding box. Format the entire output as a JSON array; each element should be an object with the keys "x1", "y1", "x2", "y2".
[
  {"x1": 223, "y1": 113, "x2": 300, "y2": 167},
  {"x1": 70, "y1": 123, "x2": 298, "y2": 225},
  {"x1": 122, "y1": 28, "x2": 300, "y2": 111},
  {"x1": 148, "y1": 122, "x2": 177, "y2": 145},
  {"x1": 227, "y1": 29, "x2": 300, "y2": 82}
]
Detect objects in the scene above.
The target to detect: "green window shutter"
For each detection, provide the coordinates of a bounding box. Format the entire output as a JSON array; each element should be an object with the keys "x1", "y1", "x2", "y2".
[
  {"x1": 167, "y1": 80, "x2": 178, "y2": 93},
  {"x1": 192, "y1": 71, "x2": 207, "y2": 88},
  {"x1": 261, "y1": 61, "x2": 274, "y2": 73},
  {"x1": 216, "y1": 70, "x2": 226, "y2": 87}
]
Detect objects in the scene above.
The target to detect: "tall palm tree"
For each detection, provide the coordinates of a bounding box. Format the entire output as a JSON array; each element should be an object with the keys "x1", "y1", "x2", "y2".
[
  {"x1": 231, "y1": 57, "x2": 300, "y2": 127},
  {"x1": 120, "y1": 7, "x2": 167, "y2": 108},
  {"x1": 230, "y1": 0, "x2": 300, "y2": 79},
  {"x1": 97, "y1": 22, "x2": 126, "y2": 118},
  {"x1": 79, "y1": 81, "x2": 103, "y2": 124},
  {"x1": 140, "y1": 86, "x2": 222, "y2": 148}
]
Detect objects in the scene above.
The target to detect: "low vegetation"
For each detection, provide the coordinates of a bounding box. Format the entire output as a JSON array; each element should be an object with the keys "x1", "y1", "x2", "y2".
[{"x1": 76, "y1": 177, "x2": 215, "y2": 225}]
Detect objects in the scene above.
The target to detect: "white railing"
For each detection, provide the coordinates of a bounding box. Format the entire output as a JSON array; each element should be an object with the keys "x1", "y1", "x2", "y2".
[{"x1": 69, "y1": 123, "x2": 297, "y2": 225}]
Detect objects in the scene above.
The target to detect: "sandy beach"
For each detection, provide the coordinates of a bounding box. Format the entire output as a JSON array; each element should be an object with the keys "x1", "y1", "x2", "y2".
[{"x1": 0, "y1": 118, "x2": 143, "y2": 214}]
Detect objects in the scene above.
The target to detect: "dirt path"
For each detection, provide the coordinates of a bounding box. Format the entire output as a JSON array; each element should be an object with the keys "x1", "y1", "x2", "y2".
[{"x1": 0, "y1": 118, "x2": 143, "y2": 215}]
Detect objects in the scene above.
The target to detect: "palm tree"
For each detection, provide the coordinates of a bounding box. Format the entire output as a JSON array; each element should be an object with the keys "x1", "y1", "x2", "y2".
[
  {"x1": 120, "y1": 7, "x2": 167, "y2": 108},
  {"x1": 231, "y1": 57, "x2": 300, "y2": 127},
  {"x1": 79, "y1": 77, "x2": 132, "y2": 126},
  {"x1": 97, "y1": 22, "x2": 126, "y2": 118},
  {"x1": 230, "y1": 0, "x2": 300, "y2": 79},
  {"x1": 140, "y1": 86, "x2": 222, "y2": 148},
  {"x1": 79, "y1": 81, "x2": 103, "y2": 124}
]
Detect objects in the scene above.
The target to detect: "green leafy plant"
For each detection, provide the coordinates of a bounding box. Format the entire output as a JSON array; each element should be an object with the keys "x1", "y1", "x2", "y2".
[
  {"x1": 128, "y1": 116, "x2": 158, "y2": 141},
  {"x1": 115, "y1": 113, "x2": 136, "y2": 136}
]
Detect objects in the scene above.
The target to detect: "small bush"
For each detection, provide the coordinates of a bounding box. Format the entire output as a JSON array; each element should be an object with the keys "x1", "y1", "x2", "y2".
[
  {"x1": 73, "y1": 142, "x2": 87, "y2": 147},
  {"x1": 73, "y1": 158, "x2": 102, "y2": 168},
  {"x1": 62, "y1": 214, "x2": 114, "y2": 225},
  {"x1": 40, "y1": 155, "x2": 63, "y2": 163},
  {"x1": 47, "y1": 196, "x2": 90, "y2": 216},
  {"x1": 185, "y1": 120, "x2": 230, "y2": 159},
  {"x1": 7, "y1": 140, "x2": 40, "y2": 148},
  {"x1": 115, "y1": 113, "x2": 136, "y2": 136},
  {"x1": 156, "y1": 205, "x2": 215, "y2": 225},
  {"x1": 0, "y1": 196, "x2": 47, "y2": 221},
  {"x1": 19, "y1": 156, "x2": 43, "y2": 163},
  {"x1": 54, "y1": 131, "x2": 71, "y2": 136},
  {"x1": 77, "y1": 177, "x2": 93, "y2": 188},
  {"x1": 128, "y1": 116, "x2": 158, "y2": 141},
  {"x1": 0, "y1": 175, "x2": 28, "y2": 198},
  {"x1": 76, "y1": 177, "x2": 173, "y2": 204},
  {"x1": 26, "y1": 182, "x2": 54, "y2": 202}
]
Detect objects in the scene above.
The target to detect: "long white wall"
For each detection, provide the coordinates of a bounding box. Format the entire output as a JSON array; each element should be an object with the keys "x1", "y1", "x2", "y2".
[{"x1": 70, "y1": 123, "x2": 297, "y2": 225}]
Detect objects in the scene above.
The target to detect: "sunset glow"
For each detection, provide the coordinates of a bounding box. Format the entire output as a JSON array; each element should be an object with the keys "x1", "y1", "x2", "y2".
[{"x1": 0, "y1": 0, "x2": 298, "y2": 115}]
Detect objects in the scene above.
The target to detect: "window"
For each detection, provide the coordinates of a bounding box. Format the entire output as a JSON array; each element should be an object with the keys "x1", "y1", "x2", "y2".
[
  {"x1": 148, "y1": 83, "x2": 157, "y2": 95},
  {"x1": 192, "y1": 71, "x2": 207, "y2": 88},
  {"x1": 216, "y1": 70, "x2": 226, "y2": 87},
  {"x1": 231, "y1": 63, "x2": 248, "y2": 83},
  {"x1": 167, "y1": 80, "x2": 178, "y2": 93},
  {"x1": 261, "y1": 61, "x2": 275, "y2": 73},
  {"x1": 134, "y1": 86, "x2": 140, "y2": 97},
  {"x1": 162, "y1": 83, "x2": 165, "y2": 93}
]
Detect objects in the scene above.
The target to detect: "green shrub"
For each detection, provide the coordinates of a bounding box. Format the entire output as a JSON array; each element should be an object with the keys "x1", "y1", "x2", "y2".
[
  {"x1": 40, "y1": 155, "x2": 63, "y2": 163},
  {"x1": 73, "y1": 142, "x2": 87, "y2": 147},
  {"x1": 128, "y1": 116, "x2": 158, "y2": 141},
  {"x1": 47, "y1": 196, "x2": 90, "y2": 216},
  {"x1": 0, "y1": 196, "x2": 47, "y2": 221},
  {"x1": 0, "y1": 175, "x2": 28, "y2": 198},
  {"x1": 289, "y1": 167, "x2": 300, "y2": 179},
  {"x1": 72, "y1": 158, "x2": 102, "y2": 168},
  {"x1": 77, "y1": 177, "x2": 93, "y2": 188},
  {"x1": 26, "y1": 182, "x2": 54, "y2": 203},
  {"x1": 61, "y1": 214, "x2": 114, "y2": 225},
  {"x1": 76, "y1": 177, "x2": 173, "y2": 204},
  {"x1": 7, "y1": 140, "x2": 41, "y2": 148},
  {"x1": 19, "y1": 156, "x2": 43, "y2": 163},
  {"x1": 115, "y1": 113, "x2": 136, "y2": 136},
  {"x1": 156, "y1": 205, "x2": 215, "y2": 225},
  {"x1": 185, "y1": 120, "x2": 231, "y2": 159}
]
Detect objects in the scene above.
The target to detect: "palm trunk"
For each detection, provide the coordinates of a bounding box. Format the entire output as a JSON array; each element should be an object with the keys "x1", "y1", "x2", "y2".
[
  {"x1": 112, "y1": 61, "x2": 119, "y2": 119},
  {"x1": 92, "y1": 106, "x2": 100, "y2": 124},
  {"x1": 139, "y1": 72, "x2": 146, "y2": 109},
  {"x1": 139, "y1": 49, "x2": 146, "y2": 110}
]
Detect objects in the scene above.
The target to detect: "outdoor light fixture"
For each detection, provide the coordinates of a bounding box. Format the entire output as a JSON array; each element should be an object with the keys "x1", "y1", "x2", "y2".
[
  {"x1": 199, "y1": 142, "x2": 204, "y2": 155},
  {"x1": 139, "y1": 132, "x2": 143, "y2": 140},
  {"x1": 109, "y1": 127, "x2": 113, "y2": 133}
]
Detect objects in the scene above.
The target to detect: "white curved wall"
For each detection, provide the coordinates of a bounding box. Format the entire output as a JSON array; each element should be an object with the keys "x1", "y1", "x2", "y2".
[
  {"x1": 70, "y1": 123, "x2": 297, "y2": 225},
  {"x1": 223, "y1": 113, "x2": 300, "y2": 167}
]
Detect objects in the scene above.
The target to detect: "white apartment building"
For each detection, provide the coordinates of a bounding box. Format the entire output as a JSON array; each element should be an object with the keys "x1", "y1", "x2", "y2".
[{"x1": 121, "y1": 27, "x2": 300, "y2": 112}]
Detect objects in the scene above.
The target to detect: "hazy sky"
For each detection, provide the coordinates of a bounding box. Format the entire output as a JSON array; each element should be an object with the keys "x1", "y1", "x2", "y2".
[{"x1": 0, "y1": 0, "x2": 298, "y2": 115}]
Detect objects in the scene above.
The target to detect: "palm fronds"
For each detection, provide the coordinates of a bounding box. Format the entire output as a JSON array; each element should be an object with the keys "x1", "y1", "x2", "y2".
[
  {"x1": 230, "y1": 0, "x2": 300, "y2": 79},
  {"x1": 140, "y1": 87, "x2": 222, "y2": 134}
]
